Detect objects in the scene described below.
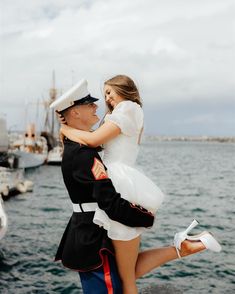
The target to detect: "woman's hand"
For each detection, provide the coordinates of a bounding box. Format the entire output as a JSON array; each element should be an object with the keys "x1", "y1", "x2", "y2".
[
  {"x1": 60, "y1": 125, "x2": 88, "y2": 145},
  {"x1": 56, "y1": 111, "x2": 67, "y2": 124},
  {"x1": 59, "y1": 131, "x2": 65, "y2": 149},
  {"x1": 61, "y1": 124, "x2": 73, "y2": 133},
  {"x1": 60, "y1": 121, "x2": 120, "y2": 147}
]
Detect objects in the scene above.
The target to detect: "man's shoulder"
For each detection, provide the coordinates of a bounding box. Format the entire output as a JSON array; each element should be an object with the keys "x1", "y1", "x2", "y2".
[
  {"x1": 62, "y1": 139, "x2": 104, "y2": 173},
  {"x1": 63, "y1": 139, "x2": 100, "y2": 158}
]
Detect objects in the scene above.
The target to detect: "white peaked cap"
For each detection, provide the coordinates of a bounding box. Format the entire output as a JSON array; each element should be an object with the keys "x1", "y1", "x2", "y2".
[{"x1": 50, "y1": 78, "x2": 98, "y2": 112}]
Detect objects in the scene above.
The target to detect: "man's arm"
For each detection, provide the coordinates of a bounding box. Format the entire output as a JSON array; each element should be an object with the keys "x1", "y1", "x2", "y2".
[{"x1": 73, "y1": 148, "x2": 154, "y2": 228}]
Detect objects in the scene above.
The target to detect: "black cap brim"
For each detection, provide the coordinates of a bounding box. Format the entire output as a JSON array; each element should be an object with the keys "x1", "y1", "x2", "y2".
[{"x1": 74, "y1": 95, "x2": 99, "y2": 106}]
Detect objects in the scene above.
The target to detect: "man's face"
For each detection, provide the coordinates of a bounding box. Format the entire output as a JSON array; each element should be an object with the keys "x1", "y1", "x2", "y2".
[{"x1": 76, "y1": 102, "x2": 99, "y2": 128}]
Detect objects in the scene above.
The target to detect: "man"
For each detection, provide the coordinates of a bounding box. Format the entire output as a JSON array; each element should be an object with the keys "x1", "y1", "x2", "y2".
[{"x1": 50, "y1": 79, "x2": 154, "y2": 293}]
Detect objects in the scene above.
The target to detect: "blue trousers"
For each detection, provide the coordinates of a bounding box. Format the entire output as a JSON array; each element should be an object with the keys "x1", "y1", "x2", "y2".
[{"x1": 79, "y1": 254, "x2": 122, "y2": 294}]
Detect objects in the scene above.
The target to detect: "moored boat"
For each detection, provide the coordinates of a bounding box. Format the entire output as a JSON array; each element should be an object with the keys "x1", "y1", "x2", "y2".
[
  {"x1": 47, "y1": 145, "x2": 62, "y2": 165},
  {"x1": 9, "y1": 124, "x2": 48, "y2": 169},
  {"x1": 0, "y1": 195, "x2": 7, "y2": 240},
  {"x1": 0, "y1": 167, "x2": 33, "y2": 200},
  {"x1": 11, "y1": 150, "x2": 46, "y2": 169}
]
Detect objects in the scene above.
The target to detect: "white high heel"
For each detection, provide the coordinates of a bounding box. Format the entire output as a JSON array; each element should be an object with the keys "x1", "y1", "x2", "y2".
[{"x1": 174, "y1": 219, "x2": 222, "y2": 258}]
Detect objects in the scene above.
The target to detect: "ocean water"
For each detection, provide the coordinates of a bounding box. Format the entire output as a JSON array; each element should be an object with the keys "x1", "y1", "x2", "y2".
[{"x1": 0, "y1": 141, "x2": 234, "y2": 294}]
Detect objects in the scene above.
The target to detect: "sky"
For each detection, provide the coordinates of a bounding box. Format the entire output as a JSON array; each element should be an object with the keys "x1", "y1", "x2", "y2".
[{"x1": 0, "y1": 0, "x2": 235, "y2": 136}]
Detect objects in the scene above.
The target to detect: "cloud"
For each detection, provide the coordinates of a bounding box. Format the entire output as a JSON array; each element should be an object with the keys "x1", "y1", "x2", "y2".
[{"x1": 0, "y1": 0, "x2": 234, "y2": 134}]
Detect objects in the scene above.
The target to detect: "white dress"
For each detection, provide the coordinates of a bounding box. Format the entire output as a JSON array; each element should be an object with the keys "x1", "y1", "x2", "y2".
[{"x1": 93, "y1": 100, "x2": 165, "y2": 240}]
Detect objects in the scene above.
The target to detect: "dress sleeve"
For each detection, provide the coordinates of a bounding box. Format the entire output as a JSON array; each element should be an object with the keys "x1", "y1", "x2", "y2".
[
  {"x1": 105, "y1": 101, "x2": 144, "y2": 136},
  {"x1": 72, "y1": 147, "x2": 154, "y2": 228}
]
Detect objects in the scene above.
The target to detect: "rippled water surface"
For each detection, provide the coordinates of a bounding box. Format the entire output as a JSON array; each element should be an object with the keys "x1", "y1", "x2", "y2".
[{"x1": 0, "y1": 141, "x2": 234, "y2": 293}]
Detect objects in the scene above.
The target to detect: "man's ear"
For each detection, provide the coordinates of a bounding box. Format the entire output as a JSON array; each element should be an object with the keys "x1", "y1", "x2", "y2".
[{"x1": 71, "y1": 107, "x2": 80, "y2": 118}]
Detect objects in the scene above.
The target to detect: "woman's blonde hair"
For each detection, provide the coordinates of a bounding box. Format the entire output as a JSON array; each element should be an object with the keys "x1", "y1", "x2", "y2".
[{"x1": 104, "y1": 75, "x2": 142, "y2": 112}]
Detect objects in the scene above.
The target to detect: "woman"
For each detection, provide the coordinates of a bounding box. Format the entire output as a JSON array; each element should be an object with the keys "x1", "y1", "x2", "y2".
[{"x1": 60, "y1": 75, "x2": 221, "y2": 294}]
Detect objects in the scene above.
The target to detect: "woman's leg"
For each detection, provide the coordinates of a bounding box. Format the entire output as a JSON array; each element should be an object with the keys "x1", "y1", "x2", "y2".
[
  {"x1": 112, "y1": 237, "x2": 205, "y2": 292},
  {"x1": 135, "y1": 240, "x2": 205, "y2": 279},
  {"x1": 112, "y1": 236, "x2": 141, "y2": 294}
]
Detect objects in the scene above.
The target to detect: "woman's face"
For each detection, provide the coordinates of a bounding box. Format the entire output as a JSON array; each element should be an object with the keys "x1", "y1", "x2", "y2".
[{"x1": 104, "y1": 84, "x2": 125, "y2": 109}]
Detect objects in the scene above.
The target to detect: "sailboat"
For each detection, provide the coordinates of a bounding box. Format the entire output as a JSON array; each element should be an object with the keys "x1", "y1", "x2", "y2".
[{"x1": 42, "y1": 71, "x2": 62, "y2": 165}]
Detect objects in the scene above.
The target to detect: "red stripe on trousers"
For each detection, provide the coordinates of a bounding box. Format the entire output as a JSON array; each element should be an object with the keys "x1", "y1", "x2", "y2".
[{"x1": 103, "y1": 255, "x2": 114, "y2": 294}]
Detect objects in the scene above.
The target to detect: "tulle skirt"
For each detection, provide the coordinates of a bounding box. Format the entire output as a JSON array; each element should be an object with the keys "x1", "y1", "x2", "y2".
[{"x1": 93, "y1": 162, "x2": 164, "y2": 240}]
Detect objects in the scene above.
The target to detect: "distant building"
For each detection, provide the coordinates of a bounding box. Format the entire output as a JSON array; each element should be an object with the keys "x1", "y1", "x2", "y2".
[{"x1": 0, "y1": 117, "x2": 8, "y2": 152}]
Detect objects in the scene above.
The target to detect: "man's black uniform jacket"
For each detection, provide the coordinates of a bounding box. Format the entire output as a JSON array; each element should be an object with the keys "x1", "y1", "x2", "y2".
[{"x1": 55, "y1": 139, "x2": 154, "y2": 271}]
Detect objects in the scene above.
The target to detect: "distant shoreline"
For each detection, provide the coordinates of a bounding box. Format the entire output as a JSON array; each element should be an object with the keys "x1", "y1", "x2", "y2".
[
  {"x1": 8, "y1": 130, "x2": 235, "y2": 144},
  {"x1": 144, "y1": 135, "x2": 235, "y2": 143}
]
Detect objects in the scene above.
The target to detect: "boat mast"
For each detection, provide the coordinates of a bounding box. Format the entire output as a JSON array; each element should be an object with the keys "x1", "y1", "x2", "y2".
[{"x1": 49, "y1": 70, "x2": 57, "y2": 138}]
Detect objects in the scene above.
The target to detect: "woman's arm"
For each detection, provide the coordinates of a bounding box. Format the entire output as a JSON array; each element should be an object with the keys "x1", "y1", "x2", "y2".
[{"x1": 61, "y1": 121, "x2": 121, "y2": 147}]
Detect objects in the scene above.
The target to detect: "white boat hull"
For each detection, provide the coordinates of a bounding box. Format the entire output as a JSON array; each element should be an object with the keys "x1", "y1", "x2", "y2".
[
  {"x1": 47, "y1": 146, "x2": 62, "y2": 165},
  {"x1": 0, "y1": 196, "x2": 7, "y2": 240},
  {"x1": 0, "y1": 167, "x2": 34, "y2": 200},
  {"x1": 13, "y1": 150, "x2": 47, "y2": 169}
]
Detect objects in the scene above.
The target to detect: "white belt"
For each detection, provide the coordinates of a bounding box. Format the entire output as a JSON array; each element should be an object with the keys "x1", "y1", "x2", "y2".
[{"x1": 72, "y1": 202, "x2": 98, "y2": 212}]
